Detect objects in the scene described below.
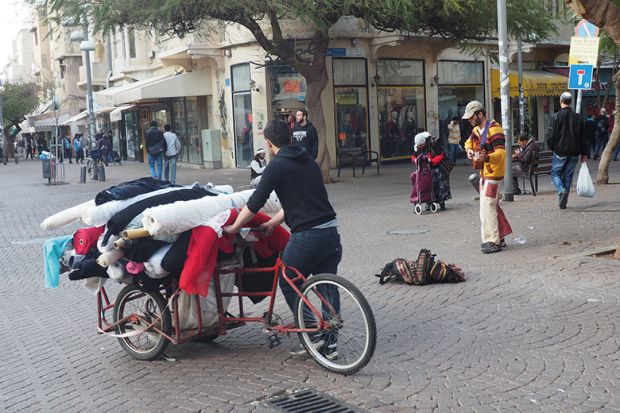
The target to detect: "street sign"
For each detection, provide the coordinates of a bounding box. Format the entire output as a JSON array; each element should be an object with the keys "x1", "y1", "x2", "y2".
[
  {"x1": 568, "y1": 36, "x2": 600, "y2": 65},
  {"x1": 568, "y1": 64, "x2": 594, "y2": 90},
  {"x1": 325, "y1": 48, "x2": 346, "y2": 57},
  {"x1": 575, "y1": 20, "x2": 599, "y2": 38}
]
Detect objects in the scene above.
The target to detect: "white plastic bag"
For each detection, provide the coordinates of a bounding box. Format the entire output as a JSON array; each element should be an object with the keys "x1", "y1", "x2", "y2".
[{"x1": 576, "y1": 162, "x2": 595, "y2": 197}]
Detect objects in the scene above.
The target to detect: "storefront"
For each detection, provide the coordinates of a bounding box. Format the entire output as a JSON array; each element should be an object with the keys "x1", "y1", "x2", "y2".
[
  {"x1": 437, "y1": 61, "x2": 484, "y2": 147},
  {"x1": 231, "y1": 63, "x2": 254, "y2": 167},
  {"x1": 332, "y1": 58, "x2": 370, "y2": 151},
  {"x1": 268, "y1": 62, "x2": 306, "y2": 122},
  {"x1": 376, "y1": 59, "x2": 426, "y2": 160},
  {"x1": 171, "y1": 96, "x2": 208, "y2": 165}
]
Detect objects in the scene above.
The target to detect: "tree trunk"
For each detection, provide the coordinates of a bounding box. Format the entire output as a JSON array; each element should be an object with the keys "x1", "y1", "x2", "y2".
[
  {"x1": 290, "y1": 33, "x2": 332, "y2": 183},
  {"x1": 615, "y1": 236, "x2": 620, "y2": 259},
  {"x1": 567, "y1": 0, "x2": 620, "y2": 44},
  {"x1": 601, "y1": 52, "x2": 618, "y2": 109},
  {"x1": 595, "y1": 69, "x2": 620, "y2": 184}
]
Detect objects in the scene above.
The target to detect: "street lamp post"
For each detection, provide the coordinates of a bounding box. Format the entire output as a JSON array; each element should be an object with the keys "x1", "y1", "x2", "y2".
[
  {"x1": 497, "y1": 0, "x2": 514, "y2": 202},
  {"x1": 81, "y1": 18, "x2": 96, "y2": 151}
]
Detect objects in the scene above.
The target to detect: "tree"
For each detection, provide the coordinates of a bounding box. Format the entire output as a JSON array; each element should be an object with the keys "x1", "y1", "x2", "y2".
[
  {"x1": 1, "y1": 81, "x2": 39, "y2": 160},
  {"x1": 45, "y1": 0, "x2": 555, "y2": 181},
  {"x1": 565, "y1": 0, "x2": 620, "y2": 184}
]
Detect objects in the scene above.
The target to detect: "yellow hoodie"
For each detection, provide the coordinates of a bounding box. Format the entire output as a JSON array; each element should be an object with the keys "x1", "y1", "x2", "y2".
[{"x1": 464, "y1": 120, "x2": 506, "y2": 180}]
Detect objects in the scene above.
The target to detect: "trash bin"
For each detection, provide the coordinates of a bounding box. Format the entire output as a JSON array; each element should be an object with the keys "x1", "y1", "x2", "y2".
[{"x1": 42, "y1": 159, "x2": 56, "y2": 183}]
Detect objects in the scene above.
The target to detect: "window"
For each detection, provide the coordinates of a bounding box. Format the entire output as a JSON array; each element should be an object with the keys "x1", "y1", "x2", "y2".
[
  {"x1": 333, "y1": 58, "x2": 369, "y2": 151},
  {"x1": 128, "y1": 28, "x2": 136, "y2": 59},
  {"x1": 333, "y1": 58, "x2": 367, "y2": 86},
  {"x1": 231, "y1": 63, "x2": 254, "y2": 167},
  {"x1": 376, "y1": 59, "x2": 425, "y2": 159}
]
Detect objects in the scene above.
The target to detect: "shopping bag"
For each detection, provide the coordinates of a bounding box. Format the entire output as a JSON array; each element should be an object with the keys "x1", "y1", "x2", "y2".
[{"x1": 576, "y1": 162, "x2": 595, "y2": 197}]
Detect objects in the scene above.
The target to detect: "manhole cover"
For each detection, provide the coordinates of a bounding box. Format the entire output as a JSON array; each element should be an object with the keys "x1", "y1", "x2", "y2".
[
  {"x1": 266, "y1": 388, "x2": 367, "y2": 413},
  {"x1": 387, "y1": 229, "x2": 429, "y2": 235}
]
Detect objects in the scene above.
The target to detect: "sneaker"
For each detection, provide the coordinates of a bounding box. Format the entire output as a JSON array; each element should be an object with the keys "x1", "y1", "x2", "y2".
[
  {"x1": 481, "y1": 242, "x2": 502, "y2": 254},
  {"x1": 559, "y1": 191, "x2": 569, "y2": 209},
  {"x1": 322, "y1": 344, "x2": 338, "y2": 361},
  {"x1": 289, "y1": 338, "x2": 325, "y2": 356},
  {"x1": 500, "y1": 238, "x2": 507, "y2": 249}
]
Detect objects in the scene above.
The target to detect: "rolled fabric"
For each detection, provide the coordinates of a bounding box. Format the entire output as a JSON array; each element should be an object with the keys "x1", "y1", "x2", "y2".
[
  {"x1": 160, "y1": 231, "x2": 192, "y2": 275},
  {"x1": 125, "y1": 261, "x2": 145, "y2": 275},
  {"x1": 82, "y1": 186, "x2": 190, "y2": 227},
  {"x1": 209, "y1": 184, "x2": 234, "y2": 194},
  {"x1": 121, "y1": 228, "x2": 151, "y2": 240},
  {"x1": 97, "y1": 233, "x2": 119, "y2": 253},
  {"x1": 106, "y1": 263, "x2": 125, "y2": 281},
  {"x1": 69, "y1": 254, "x2": 86, "y2": 269},
  {"x1": 113, "y1": 238, "x2": 126, "y2": 250},
  {"x1": 41, "y1": 200, "x2": 96, "y2": 231},
  {"x1": 144, "y1": 244, "x2": 172, "y2": 279},
  {"x1": 96, "y1": 249, "x2": 124, "y2": 267},
  {"x1": 142, "y1": 190, "x2": 281, "y2": 240},
  {"x1": 123, "y1": 239, "x2": 168, "y2": 262},
  {"x1": 73, "y1": 226, "x2": 105, "y2": 255},
  {"x1": 95, "y1": 177, "x2": 179, "y2": 205},
  {"x1": 43, "y1": 235, "x2": 73, "y2": 288},
  {"x1": 68, "y1": 258, "x2": 109, "y2": 280}
]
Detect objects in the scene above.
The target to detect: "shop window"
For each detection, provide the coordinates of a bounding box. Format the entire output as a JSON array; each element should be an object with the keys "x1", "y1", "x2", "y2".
[
  {"x1": 376, "y1": 59, "x2": 425, "y2": 160},
  {"x1": 232, "y1": 64, "x2": 254, "y2": 167},
  {"x1": 124, "y1": 111, "x2": 141, "y2": 161},
  {"x1": 333, "y1": 58, "x2": 369, "y2": 151},
  {"x1": 172, "y1": 99, "x2": 187, "y2": 162},
  {"x1": 185, "y1": 97, "x2": 202, "y2": 165},
  {"x1": 437, "y1": 61, "x2": 484, "y2": 149},
  {"x1": 128, "y1": 28, "x2": 136, "y2": 59}
]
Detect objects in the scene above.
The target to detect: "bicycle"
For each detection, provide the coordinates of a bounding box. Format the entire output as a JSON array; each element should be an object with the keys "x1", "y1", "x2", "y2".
[
  {"x1": 98, "y1": 228, "x2": 377, "y2": 375},
  {"x1": 85, "y1": 149, "x2": 104, "y2": 180}
]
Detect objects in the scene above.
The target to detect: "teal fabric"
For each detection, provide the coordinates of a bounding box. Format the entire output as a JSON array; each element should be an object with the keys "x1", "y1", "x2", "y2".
[{"x1": 43, "y1": 235, "x2": 72, "y2": 288}]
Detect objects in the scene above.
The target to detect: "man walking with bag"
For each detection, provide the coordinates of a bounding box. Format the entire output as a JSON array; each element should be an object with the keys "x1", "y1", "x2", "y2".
[
  {"x1": 145, "y1": 121, "x2": 167, "y2": 180},
  {"x1": 463, "y1": 101, "x2": 512, "y2": 254},
  {"x1": 546, "y1": 92, "x2": 588, "y2": 209}
]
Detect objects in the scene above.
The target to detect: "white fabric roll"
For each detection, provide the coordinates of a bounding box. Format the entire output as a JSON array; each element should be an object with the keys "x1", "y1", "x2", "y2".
[
  {"x1": 81, "y1": 186, "x2": 191, "y2": 227},
  {"x1": 96, "y1": 249, "x2": 124, "y2": 267},
  {"x1": 106, "y1": 263, "x2": 125, "y2": 281},
  {"x1": 97, "y1": 233, "x2": 119, "y2": 253},
  {"x1": 40, "y1": 200, "x2": 96, "y2": 231},
  {"x1": 141, "y1": 190, "x2": 281, "y2": 240},
  {"x1": 144, "y1": 244, "x2": 172, "y2": 279}
]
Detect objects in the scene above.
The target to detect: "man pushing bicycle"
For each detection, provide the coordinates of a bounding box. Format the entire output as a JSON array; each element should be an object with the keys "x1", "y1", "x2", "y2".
[{"x1": 224, "y1": 119, "x2": 341, "y2": 360}]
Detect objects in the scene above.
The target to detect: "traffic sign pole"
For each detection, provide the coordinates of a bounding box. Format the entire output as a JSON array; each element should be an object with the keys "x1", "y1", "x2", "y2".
[{"x1": 576, "y1": 89, "x2": 583, "y2": 114}]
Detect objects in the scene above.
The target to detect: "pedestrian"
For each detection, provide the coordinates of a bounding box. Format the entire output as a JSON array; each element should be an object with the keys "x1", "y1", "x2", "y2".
[
  {"x1": 287, "y1": 114, "x2": 295, "y2": 134},
  {"x1": 447, "y1": 117, "x2": 461, "y2": 164},
  {"x1": 593, "y1": 108, "x2": 609, "y2": 160},
  {"x1": 463, "y1": 100, "x2": 512, "y2": 254},
  {"x1": 224, "y1": 119, "x2": 341, "y2": 360},
  {"x1": 62, "y1": 135, "x2": 73, "y2": 164},
  {"x1": 100, "y1": 133, "x2": 113, "y2": 166},
  {"x1": 584, "y1": 114, "x2": 596, "y2": 158},
  {"x1": 546, "y1": 92, "x2": 588, "y2": 209},
  {"x1": 511, "y1": 133, "x2": 539, "y2": 195},
  {"x1": 250, "y1": 147, "x2": 267, "y2": 187},
  {"x1": 36, "y1": 135, "x2": 45, "y2": 157},
  {"x1": 25, "y1": 137, "x2": 33, "y2": 160},
  {"x1": 145, "y1": 120, "x2": 167, "y2": 180},
  {"x1": 291, "y1": 109, "x2": 319, "y2": 160},
  {"x1": 73, "y1": 134, "x2": 84, "y2": 163},
  {"x1": 163, "y1": 124, "x2": 181, "y2": 184}
]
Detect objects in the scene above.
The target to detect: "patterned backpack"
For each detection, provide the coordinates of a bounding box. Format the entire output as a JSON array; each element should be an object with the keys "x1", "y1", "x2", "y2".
[{"x1": 375, "y1": 249, "x2": 465, "y2": 286}]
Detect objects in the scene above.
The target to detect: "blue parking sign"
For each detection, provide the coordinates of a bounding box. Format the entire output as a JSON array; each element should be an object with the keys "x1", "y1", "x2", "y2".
[{"x1": 568, "y1": 64, "x2": 593, "y2": 90}]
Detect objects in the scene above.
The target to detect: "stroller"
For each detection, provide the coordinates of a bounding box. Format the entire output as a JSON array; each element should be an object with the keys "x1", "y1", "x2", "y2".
[
  {"x1": 410, "y1": 153, "x2": 440, "y2": 215},
  {"x1": 109, "y1": 150, "x2": 122, "y2": 166}
]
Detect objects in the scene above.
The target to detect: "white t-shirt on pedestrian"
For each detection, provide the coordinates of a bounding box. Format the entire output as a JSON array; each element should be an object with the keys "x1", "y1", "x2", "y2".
[{"x1": 164, "y1": 131, "x2": 181, "y2": 157}]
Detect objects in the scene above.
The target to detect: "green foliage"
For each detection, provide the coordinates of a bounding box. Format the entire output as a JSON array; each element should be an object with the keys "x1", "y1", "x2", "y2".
[{"x1": 1, "y1": 82, "x2": 39, "y2": 130}]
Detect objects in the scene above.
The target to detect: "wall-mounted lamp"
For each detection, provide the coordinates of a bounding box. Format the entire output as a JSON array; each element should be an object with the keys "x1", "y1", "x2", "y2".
[
  {"x1": 223, "y1": 49, "x2": 232, "y2": 58},
  {"x1": 430, "y1": 74, "x2": 439, "y2": 87},
  {"x1": 371, "y1": 74, "x2": 381, "y2": 87},
  {"x1": 249, "y1": 79, "x2": 259, "y2": 92}
]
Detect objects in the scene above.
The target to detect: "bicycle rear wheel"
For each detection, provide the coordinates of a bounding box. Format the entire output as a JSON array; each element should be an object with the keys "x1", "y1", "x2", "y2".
[
  {"x1": 113, "y1": 285, "x2": 171, "y2": 361},
  {"x1": 86, "y1": 160, "x2": 96, "y2": 180},
  {"x1": 294, "y1": 274, "x2": 376, "y2": 375}
]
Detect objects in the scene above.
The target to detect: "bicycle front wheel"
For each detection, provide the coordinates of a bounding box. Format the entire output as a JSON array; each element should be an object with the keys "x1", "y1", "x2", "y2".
[{"x1": 294, "y1": 274, "x2": 376, "y2": 375}]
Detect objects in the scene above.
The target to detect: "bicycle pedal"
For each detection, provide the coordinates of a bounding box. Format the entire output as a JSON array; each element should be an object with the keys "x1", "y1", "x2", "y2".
[{"x1": 267, "y1": 334, "x2": 281, "y2": 349}]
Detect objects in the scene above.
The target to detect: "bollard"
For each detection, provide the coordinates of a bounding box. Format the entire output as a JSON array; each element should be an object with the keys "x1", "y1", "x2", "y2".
[
  {"x1": 97, "y1": 164, "x2": 106, "y2": 182},
  {"x1": 80, "y1": 165, "x2": 86, "y2": 183}
]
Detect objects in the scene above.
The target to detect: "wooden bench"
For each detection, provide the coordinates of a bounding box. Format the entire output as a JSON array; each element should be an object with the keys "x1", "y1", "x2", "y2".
[
  {"x1": 520, "y1": 150, "x2": 553, "y2": 196},
  {"x1": 336, "y1": 147, "x2": 380, "y2": 177}
]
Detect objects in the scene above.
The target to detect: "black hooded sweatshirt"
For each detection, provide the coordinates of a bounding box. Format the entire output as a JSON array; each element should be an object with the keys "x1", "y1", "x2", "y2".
[
  {"x1": 246, "y1": 145, "x2": 336, "y2": 233},
  {"x1": 292, "y1": 121, "x2": 319, "y2": 160}
]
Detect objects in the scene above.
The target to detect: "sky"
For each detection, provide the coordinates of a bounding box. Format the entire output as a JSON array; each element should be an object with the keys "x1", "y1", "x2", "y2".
[{"x1": 0, "y1": 0, "x2": 33, "y2": 73}]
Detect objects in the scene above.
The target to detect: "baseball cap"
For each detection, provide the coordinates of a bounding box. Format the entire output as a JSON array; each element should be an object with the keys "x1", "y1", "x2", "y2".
[{"x1": 462, "y1": 101, "x2": 484, "y2": 119}]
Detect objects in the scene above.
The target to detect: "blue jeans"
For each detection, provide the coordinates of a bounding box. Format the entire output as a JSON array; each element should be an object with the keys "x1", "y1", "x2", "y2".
[
  {"x1": 148, "y1": 153, "x2": 163, "y2": 179},
  {"x1": 164, "y1": 155, "x2": 177, "y2": 184},
  {"x1": 595, "y1": 132, "x2": 609, "y2": 157},
  {"x1": 613, "y1": 141, "x2": 620, "y2": 160},
  {"x1": 280, "y1": 227, "x2": 342, "y2": 340},
  {"x1": 448, "y1": 144, "x2": 459, "y2": 164},
  {"x1": 551, "y1": 153, "x2": 579, "y2": 194}
]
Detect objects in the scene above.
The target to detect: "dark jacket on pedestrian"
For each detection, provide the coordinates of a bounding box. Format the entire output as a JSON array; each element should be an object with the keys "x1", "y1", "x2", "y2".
[
  {"x1": 595, "y1": 114, "x2": 609, "y2": 136},
  {"x1": 145, "y1": 126, "x2": 167, "y2": 156},
  {"x1": 546, "y1": 107, "x2": 587, "y2": 157},
  {"x1": 291, "y1": 122, "x2": 319, "y2": 160},
  {"x1": 514, "y1": 139, "x2": 540, "y2": 171},
  {"x1": 247, "y1": 145, "x2": 335, "y2": 233}
]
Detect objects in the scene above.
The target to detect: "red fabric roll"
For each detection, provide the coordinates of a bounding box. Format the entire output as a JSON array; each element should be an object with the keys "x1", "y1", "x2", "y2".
[{"x1": 73, "y1": 226, "x2": 105, "y2": 255}]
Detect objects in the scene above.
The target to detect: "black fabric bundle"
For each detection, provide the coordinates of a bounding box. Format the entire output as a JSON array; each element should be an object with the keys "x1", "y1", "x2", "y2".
[
  {"x1": 95, "y1": 177, "x2": 180, "y2": 205},
  {"x1": 68, "y1": 258, "x2": 109, "y2": 280},
  {"x1": 161, "y1": 231, "x2": 192, "y2": 275},
  {"x1": 101, "y1": 187, "x2": 214, "y2": 245},
  {"x1": 123, "y1": 239, "x2": 169, "y2": 262}
]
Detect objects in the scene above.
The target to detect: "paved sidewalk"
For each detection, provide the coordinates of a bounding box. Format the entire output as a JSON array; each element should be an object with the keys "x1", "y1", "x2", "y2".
[{"x1": 0, "y1": 158, "x2": 619, "y2": 412}]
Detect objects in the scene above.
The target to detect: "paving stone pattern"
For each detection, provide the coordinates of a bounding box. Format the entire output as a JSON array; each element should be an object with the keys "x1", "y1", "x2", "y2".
[{"x1": 0, "y1": 158, "x2": 619, "y2": 412}]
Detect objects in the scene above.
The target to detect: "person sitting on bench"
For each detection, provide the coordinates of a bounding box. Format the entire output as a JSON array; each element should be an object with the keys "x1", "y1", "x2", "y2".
[{"x1": 511, "y1": 133, "x2": 539, "y2": 195}]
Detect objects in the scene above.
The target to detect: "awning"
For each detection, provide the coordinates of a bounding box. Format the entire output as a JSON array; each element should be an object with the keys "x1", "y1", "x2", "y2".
[
  {"x1": 29, "y1": 112, "x2": 73, "y2": 131},
  {"x1": 114, "y1": 69, "x2": 212, "y2": 104},
  {"x1": 491, "y1": 69, "x2": 569, "y2": 98},
  {"x1": 95, "y1": 74, "x2": 173, "y2": 107},
  {"x1": 63, "y1": 110, "x2": 88, "y2": 125},
  {"x1": 110, "y1": 105, "x2": 136, "y2": 122}
]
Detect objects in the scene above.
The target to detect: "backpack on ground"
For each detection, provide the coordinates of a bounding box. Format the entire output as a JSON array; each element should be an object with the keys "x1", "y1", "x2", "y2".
[{"x1": 375, "y1": 249, "x2": 465, "y2": 286}]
